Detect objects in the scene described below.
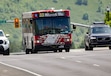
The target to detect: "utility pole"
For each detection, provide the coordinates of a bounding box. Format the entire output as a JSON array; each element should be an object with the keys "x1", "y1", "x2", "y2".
[{"x1": 106, "y1": 6, "x2": 110, "y2": 21}]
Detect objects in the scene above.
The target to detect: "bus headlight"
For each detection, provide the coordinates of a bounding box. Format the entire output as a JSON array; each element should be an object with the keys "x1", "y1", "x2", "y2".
[
  {"x1": 64, "y1": 38, "x2": 70, "y2": 42},
  {"x1": 36, "y1": 40, "x2": 42, "y2": 43},
  {"x1": 36, "y1": 40, "x2": 40, "y2": 43}
]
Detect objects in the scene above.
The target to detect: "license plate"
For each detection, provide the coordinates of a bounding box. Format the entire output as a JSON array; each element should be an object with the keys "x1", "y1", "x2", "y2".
[{"x1": 59, "y1": 45, "x2": 64, "y2": 48}]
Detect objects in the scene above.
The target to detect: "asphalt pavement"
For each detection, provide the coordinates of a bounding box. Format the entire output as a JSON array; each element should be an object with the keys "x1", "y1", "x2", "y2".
[
  {"x1": 0, "y1": 48, "x2": 111, "y2": 76},
  {"x1": 0, "y1": 62, "x2": 36, "y2": 76}
]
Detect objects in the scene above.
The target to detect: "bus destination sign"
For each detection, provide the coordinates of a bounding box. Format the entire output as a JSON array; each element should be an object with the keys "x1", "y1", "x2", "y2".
[{"x1": 39, "y1": 12, "x2": 65, "y2": 17}]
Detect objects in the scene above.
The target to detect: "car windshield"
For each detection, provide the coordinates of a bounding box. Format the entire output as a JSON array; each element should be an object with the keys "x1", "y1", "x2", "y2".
[
  {"x1": 92, "y1": 27, "x2": 111, "y2": 34},
  {"x1": 0, "y1": 31, "x2": 3, "y2": 36}
]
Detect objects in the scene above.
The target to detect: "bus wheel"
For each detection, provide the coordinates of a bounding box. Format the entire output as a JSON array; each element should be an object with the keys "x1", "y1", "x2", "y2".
[
  {"x1": 65, "y1": 48, "x2": 70, "y2": 52},
  {"x1": 59, "y1": 49, "x2": 62, "y2": 52},
  {"x1": 54, "y1": 50, "x2": 57, "y2": 52},
  {"x1": 26, "y1": 49, "x2": 30, "y2": 54},
  {"x1": 31, "y1": 40, "x2": 38, "y2": 54},
  {"x1": 31, "y1": 50, "x2": 38, "y2": 54}
]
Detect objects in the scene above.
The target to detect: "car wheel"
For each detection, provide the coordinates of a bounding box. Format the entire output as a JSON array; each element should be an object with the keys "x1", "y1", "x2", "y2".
[
  {"x1": 89, "y1": 45, "x2": 93, "y2": 50},
  {"x1": 3, "y1": 48, "x2": 10, "y2": 55},
  {"x1": 109, "y1": 46, "x2": 111, "y2": 49},
  {"x1": 85, "y1": 44, "x2": 89, "y2": 50}
]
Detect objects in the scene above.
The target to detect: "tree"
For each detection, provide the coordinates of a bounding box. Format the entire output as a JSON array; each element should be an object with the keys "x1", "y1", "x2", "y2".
[
  {"x1": 82, "y1": 13, "x2": 89, "y2": 20},
  {"x1": 71, "y1": 42, "x2": 75, "y2": 49},
  {"x1": 52, "y1": 0, "x2": 58, "y2": 3},
  {"x1": 79, "y1": 40, "x2": 85, "y2": 48},
  {"x1": 75, "y1": 0, "x2": 82, "y2": 5},
  {"x1": 75, "y1": 0, "x2": 88, "y2": 5},
  {"x1": 67, "y1": 6, "x2": 71, "y2": 10},
  {"x1": 83, "y1": 0, "x2": 88, "y2": 5},
  {"x1": 97, "y1": 6, "x2": 101, "y2": 12},
  {"x1": 104, "y1": 12, "x2": 111, "y2": 27},
  {"x1": 11, "y1": 0, "x2": 20, "y2": 3}
]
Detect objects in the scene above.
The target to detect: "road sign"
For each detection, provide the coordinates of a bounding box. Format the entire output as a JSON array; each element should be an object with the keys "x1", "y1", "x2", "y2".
[{"x1": 0, "y1": 20, "x2": 6, "y2": 23}]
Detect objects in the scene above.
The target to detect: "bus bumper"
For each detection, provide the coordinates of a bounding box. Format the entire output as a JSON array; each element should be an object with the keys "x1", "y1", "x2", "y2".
[{"x1": 34, "y1": 44, "x2": 72, "y2": 51}]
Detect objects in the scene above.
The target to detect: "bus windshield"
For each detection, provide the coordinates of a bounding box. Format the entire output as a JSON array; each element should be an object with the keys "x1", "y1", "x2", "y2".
[{"x1": 35, "y1": 17, "x2": 70, "y2": 35}]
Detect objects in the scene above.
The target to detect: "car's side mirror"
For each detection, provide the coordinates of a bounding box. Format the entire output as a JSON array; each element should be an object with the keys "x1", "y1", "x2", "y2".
[{"x1": 6, "y1": 34, "x2": 10, "y2": 37}]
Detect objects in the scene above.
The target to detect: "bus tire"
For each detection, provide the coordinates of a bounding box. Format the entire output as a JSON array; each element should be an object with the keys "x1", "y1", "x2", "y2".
[
  {"x1": 59, "y1": 49, "x2": 62, "y2": 52},
  {"x1": 31, "y1": 40, "x2": 38, "y2": 54},
  {"x1": 54, "y1": 50, "x2": 57, "y2": 52},
  {"x1": 31, "y1": 49, "x2": 38, "y2": 54},
  {"x1": 65, "y1": 48, "x2": 70, "y2": 52},
  {"x1": 26, "y1": 49, "x2": 30, "y2": 54}
]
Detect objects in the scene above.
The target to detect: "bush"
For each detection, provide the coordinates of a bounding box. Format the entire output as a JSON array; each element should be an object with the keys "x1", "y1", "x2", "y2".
[
  {"x1": 75, "y1": 0, "x2": 82, "y2": 5},
  {"x1": 52, "y1": 0, "x2": 58, "y2": 3},
  {"x1": 67, "y1": 6, "x2": 71, "y2": 10},
  {"x1": 75, "y1": 0, "x2": 88, "y2": 5},
  {"x1": 82, "y1": 13, "x2": 89, "y2": 20},
  {"x1": 82, "y1": 0, "x2": 88, "y2": 5}
]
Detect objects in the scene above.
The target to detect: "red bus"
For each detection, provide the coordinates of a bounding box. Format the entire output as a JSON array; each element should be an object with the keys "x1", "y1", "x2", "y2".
[{"x1": 22, "y1": 9, "x2": 72, "y2": 54}]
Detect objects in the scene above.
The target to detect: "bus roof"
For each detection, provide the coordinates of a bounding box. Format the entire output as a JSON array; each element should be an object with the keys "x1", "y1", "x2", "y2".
[{"x1": 22, "y1": 9, "x2": 70, "y2": 18}]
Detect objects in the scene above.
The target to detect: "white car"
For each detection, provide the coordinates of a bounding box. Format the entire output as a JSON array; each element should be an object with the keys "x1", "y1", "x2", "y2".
[{"x1": 0, "y1": 30, "x2": 10, "y2": 55}]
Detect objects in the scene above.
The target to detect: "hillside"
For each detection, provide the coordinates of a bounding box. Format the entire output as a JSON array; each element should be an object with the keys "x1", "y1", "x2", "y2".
[{"x1": 0, "y1": 0, "x2": 111, "y2": 52}]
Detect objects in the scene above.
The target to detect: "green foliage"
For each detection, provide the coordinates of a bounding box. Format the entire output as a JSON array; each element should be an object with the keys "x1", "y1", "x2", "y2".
[
  {"x1": 67, "y1": 6, "x2": 71, "y2": 10},
  {"x1": 97, "y1": 6, "x2": 101, "y2": 12},
  {"x1": 82, "y1": 0, "x2": 88, "y2": 5},
  {"x1": 104, "y1": 12, "x2": 111, "y2": 27},
  {"x1": 75, "y1": 0, "x2": 83, "y2": 5},
  {"x1": 52, "y1": 0, "x2": 58, "y2": 3},
  {"x1": 96, "y1": 0, "x2": 104, "y2": 13},
  {"x1": 79, "y1": 40, "x2": 85, "y2": 48},
  {"x1": 82, "y1": 13, "x2": 89, "y2": 20},
  {"x1": 75, "y1": 0, "x2": 88, "y2": 5}
]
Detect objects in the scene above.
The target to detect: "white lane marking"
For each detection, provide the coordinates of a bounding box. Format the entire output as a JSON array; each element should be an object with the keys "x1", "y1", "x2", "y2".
[
  {"x1": 60, "y1": 56, "x2": 80, "y2": 59},
  {"x1": 75, "y1": 60, "x2": 82, "y2": 63},
  {"x1": 0, "y1": 62, "x2": 42, "y2": 76},
  {"x1": 93, "y1": 64, "x2": 100, "y2": 67},
  {"x1": 61, "y1": 57, "x2": 66, "y2": 59}
]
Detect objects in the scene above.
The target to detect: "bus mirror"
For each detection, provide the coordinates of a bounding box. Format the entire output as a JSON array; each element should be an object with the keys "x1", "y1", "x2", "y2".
[
  {"x1": 30, "y1": 20, "x2": 32, "y2": 24},
  {"x1": 73, "y1": 24, "x2": 76, "y2": 30}
]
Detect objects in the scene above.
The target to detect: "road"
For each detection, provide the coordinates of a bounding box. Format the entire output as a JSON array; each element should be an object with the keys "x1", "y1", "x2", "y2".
[{"x1": 0, "y1": 48, "x2": 111, "y2": 76}]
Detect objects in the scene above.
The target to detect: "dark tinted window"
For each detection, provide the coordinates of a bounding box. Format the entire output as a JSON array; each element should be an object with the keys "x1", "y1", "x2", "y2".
[
  {"x1": 0, "y1": 31, "x2": 3, "y2": 36},
  {"x1": 92, "y1": 27, "x2": 111, "y2": 34},
  {"x1": 35, "y1": 17, "x2": 70, "y2": 35}
]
